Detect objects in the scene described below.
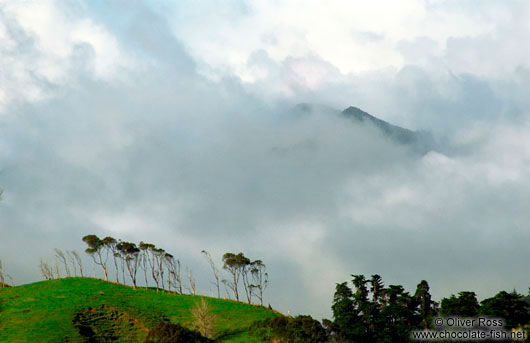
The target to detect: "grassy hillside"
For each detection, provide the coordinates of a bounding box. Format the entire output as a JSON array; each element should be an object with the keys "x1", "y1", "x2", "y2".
[{"x1": 0, "y1": 277, "x2": 278, "y2": 342}]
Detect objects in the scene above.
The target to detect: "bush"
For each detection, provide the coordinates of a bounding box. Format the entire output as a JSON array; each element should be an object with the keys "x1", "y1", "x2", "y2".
[
  {"x1": 191, "y1": 298, "x2": 218, "y2": 339},
  {"x1": 249, "y1": 315, "x2": 328, "y2": 343},
  {"x1": 145, "y1": 322, "x2": 210, "y2": 343}
]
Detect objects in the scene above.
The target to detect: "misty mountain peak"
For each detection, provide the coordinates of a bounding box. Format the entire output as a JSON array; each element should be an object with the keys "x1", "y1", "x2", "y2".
[{"x1": 342, "y1": 106, "x2": 379, "y2": 122}]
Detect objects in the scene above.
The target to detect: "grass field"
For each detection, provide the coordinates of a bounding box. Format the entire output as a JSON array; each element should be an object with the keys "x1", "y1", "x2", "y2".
[{"x1": 0, "y1": 277, "x2": 278, "y2": 342}]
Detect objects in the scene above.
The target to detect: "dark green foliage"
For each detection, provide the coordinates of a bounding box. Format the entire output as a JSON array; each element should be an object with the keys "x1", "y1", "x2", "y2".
[
  {"x1": 249, "y1": 315, "x2": 327, "y2": 343},
  {"x1": 145, "y1": 322, "x2": 210, "y2": 343},
  {"x1": 440, "y1": 291, "x2": 480, "y2": 317},
  {"x1": 82, "y1": 234, "x2": 109, "y2": 281},
  {"x1": 374, "y1": 285, "x2": 419, "y2": 343},
  {"x1": 480, "y1": 291, "x2": 530, "y2": 329},
  {"x1": 331, "y1": 275, "x2": 423, "y2": 343},
  {"x1": 222, "y1": 252, "x2": 251, "y2": 302},
  {"x1": 413, "y1": 280, "x2": 434, "y2": 329},
  {"x1": 331, "y1": 282, "x2": 359, "y2": 342}
]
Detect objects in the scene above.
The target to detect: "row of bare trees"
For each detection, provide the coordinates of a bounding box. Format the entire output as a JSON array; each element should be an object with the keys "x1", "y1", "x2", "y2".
[
  {"x1": 39, "y1": 249, "x2": 84, "y2": 280},
  {"x1": 0, "y1": 259, "x2": 14, "y2": 287}
]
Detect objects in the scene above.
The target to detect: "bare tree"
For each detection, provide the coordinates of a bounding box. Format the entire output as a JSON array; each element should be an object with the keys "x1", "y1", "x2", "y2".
[
  {"x1": 0, "y1": 260, "x2": 6, "y2": 287},
  {"x1": 55, "y1": 249, "x2": 70, "y2": 277},
  {"x1": 191, "y1": 298, "x2": 218, "y2": 339},
  {"x1": 55, "y1": 256, "x2": 61, "y2": 279},
  {"x1": 175, "y1": 259, "x2": 183, "y2": 295},
  {"x1": 221, "y1": 280, "x2": 231, "y2": 299},
  {"x1": 201, "y1": 250, "x2": 221, "y2": 298},
  {"x1": 0, "y1": 261, "x2": 14, "y2": 287},
  {"x1": 186, "y1": 268, "x2": 196, "y2": 295},
  {"x1": 163, "y1": 253, "x2": 176, "y2": 292},
  {"x1": 39, "y1": 259, "x2": 54, "y2": 280},
  {"x1": 71, "y1": 251, "x2": 84, "y2": 277},
  {"x1": 158, "y1": 250, "x2": 166, "y2": 291},
  {"x1": 66, "y1": 251, "x2": 77, "y2": 277}
]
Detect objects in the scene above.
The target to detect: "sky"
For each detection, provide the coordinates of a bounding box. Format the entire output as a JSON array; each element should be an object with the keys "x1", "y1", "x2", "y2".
[{"x1": 0, "y1": 0, "x2": 530, "y2": 319}]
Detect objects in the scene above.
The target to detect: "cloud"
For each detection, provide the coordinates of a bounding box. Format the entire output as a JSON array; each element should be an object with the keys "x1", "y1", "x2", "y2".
[
  {"x1": 0, "y1": 0, "x2": 529, "y2": 320},
  {"x1": 0, "y1": 0, "x2": 133, "y2": 112}
]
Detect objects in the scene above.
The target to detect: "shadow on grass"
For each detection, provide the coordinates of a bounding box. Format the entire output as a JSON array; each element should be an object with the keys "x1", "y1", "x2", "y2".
[{"x1": 215, "y1": 328, "x2": 248, "y2": 341}]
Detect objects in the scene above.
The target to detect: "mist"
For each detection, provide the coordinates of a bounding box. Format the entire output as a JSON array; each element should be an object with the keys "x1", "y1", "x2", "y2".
[{"x1": 1, "y1": 0, "x2": 529, "y2": 319}]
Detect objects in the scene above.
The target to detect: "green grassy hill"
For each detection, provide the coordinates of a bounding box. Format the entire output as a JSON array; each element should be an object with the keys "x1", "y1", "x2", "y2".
[{"x1": 0, "y1": 277, "x2": 278, "y2": 342}]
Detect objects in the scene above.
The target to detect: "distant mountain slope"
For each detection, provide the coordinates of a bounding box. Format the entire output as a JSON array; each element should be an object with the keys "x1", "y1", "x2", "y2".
[
  {"x1": 296, "y1": 103, "x2": 437, "y2": 154},
  {"x1": 0, "y1": 278, "x2": 277, "y2": 343},
  {"x1": 342, "y1": 106, "x2": 438, "y2": 154}
]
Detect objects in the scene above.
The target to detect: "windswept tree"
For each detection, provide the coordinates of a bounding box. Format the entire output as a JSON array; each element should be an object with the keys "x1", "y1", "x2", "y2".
[
  {"x1": 250, "y1": 260, "x2": 268, "y2": 306},
  {"x1": 116, "y1": 241, "x2": 127, "y2": 283},
  {"x1": 82, "y1": 235, "x2": 109, "y2": 281},
  {"x1": 54, "y1": 248, "x2": 70, "y2": 277},
  {"x1": 119, "y1": 241, "x2": 140, "y2": 289},
  {"x1": 163, "y1": 253, "x2": 177, "y2": 292},
  {"x1": 66, "y1": 251, "x2": 77, "y2": 277},
  {"x1": 139, "y1": 242, "x2": 152, "y2": 287},
  {"x1": 71, "y1": 250, "x2": 84, "y2": 277},
  {"x1": 0, "y1": 260, "x2": 8, "y2": 287},
  {"x1": 175, "y1": 259, "x2": 183, "y2": 294},
  {"x1": 102, "y1": 237, "x2": 119, "y2": 283},
  {"x1": 187, "y1": 267, "x2": 197, "y2": 295},
  {"x1": 0, "y1": 260, "x2": 4, "y2": 287},
  {"x1": 39, "y1": 259, "x2": 54, "y2": 280},
  {"x1": 145, "y1": 244, "x2": 165, "y2": 292},
  {"x1": 201, "y1": 250, "x2": 221, "y2": 298},
  {"x1": 222, "y1": 252, "x2": 250, "y2": 302},
  {"x1": 157, "y1": 249, "x2": 168, "y2": 291}
]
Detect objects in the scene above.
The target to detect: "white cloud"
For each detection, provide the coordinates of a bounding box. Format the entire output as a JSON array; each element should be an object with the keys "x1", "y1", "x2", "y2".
[
  {"x1": 0, "y1": 0, "x2": 133, "y2": 112},
  {"x1": 164, "y1": 0, "x2": 522, "y2": 85},
  {"x1": 1, "y1": 0, "x2": 530, "y2": 320}
]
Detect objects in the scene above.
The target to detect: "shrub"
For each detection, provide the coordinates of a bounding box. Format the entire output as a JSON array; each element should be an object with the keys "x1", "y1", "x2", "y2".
[
  {"x1": 249, "y1": 315, "x2": 328, "y2": 343},
  {"x1": 145, "y1": 322, "x2": 210, "y2": 343},
  {"x1": 191, "y1": 298, "x2": 218, "y2": 339}
]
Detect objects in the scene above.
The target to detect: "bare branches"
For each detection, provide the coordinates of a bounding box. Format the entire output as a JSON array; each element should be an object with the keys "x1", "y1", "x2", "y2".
[
  {"x1": 39, "y1": 259, "x2": 54, "y2": 280},
  {"x1": 0, "y1": 260, "x2": 8, "y2": 287},
  {"x1": 186, "y1": 268, "x2": 196, "y2": 295},
  {"x1": 66, "y1": 251, "x2": 77, "y2": 277},
  {"x1": 250, "y1": 260, "x2": 268, "y2": 306},
  {"x1": 71, "y1": 250, "x2": 84, "y2": 277},
  {"x1": 201, "y1": 250, "x2": 221, "y2": 298},
  {"x1": 54, "y1": 248, "x2": 70, "y2": 277},
  {"x1": 191, "y1": 298, "x2": 217, "y2": 339}
]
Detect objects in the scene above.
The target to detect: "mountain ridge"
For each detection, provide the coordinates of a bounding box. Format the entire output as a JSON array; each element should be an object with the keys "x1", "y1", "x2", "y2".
[{"x1": 296, "y1": 103, "x2": 437, "y2": 154}]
